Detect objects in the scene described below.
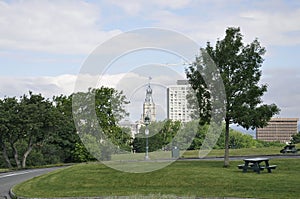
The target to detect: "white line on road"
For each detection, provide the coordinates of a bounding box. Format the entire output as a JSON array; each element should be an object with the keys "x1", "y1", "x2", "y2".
[{"x1": 0, "y1": 170, "x2": 37, "y2": 179}]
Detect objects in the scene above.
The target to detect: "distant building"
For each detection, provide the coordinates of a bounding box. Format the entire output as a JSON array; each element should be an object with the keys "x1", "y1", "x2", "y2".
[
  {"x1": 167, "y1": 80, "x2": 192, "y2": 123},
  {"x1": 119, "y1": 81, "x2": 156, "y2": 137},
  {"x1": 118, "y1": 119, "x2": 141, "y2": 138},
  {"x1": 256, "y1": 118, "x2": 299, "y2": 143},
  {"x1": 141, "y1": 82, "x2": 156, "y2": 123}
]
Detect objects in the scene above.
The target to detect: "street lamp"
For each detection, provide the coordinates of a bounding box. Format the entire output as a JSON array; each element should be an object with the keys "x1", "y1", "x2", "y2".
[{"x1": 144, "y1": 115, "x2": 150, "y2": 160}]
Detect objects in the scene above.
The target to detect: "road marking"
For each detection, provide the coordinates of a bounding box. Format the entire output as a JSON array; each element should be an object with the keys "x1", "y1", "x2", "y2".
[{"x1": 0, "y1": 170, "x2": 35, "y2": 179}]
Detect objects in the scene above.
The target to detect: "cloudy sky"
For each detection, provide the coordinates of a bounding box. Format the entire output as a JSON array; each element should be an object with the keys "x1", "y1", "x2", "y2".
[{"x1": 1, "y1": 0, "x2": 300, "y2": 122}]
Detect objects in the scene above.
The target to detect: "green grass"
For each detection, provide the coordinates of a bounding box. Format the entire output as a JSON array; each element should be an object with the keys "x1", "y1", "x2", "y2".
[
  {"x1": 111, "y1": 146, "x2": 286, "y2": 161},
  {"x1": 0, "y1": 168, "x2": 10, "y2": 173},
  {"x1": 14, "y1": 158, "x2": 300, "y2": 199},
  {"x1": 182, "y1": 146, "x2": 285, "y2": 158}
]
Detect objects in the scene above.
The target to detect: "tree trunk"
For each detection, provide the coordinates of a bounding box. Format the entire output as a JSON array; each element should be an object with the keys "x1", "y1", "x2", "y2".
[
  {"x1": 224, "y1": 118, "x2": 230, "y2": 167},
  {"x1": 22, "y1": 137, "x2": 33, "y2": 168},
  {"x1": 11, "y1": 143, "x2": 21, "y2": 169},
  {"x1": 22, "y1": 146, "x2": 33, "y2": 168},
  {"x1": 1, "y1": 140, "x2": 13, "y2": 169}
]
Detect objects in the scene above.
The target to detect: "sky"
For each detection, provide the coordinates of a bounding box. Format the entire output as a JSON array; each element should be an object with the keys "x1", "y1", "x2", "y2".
[{"x1": 1, "y1": 0, "x2": 300, "y2": 124}]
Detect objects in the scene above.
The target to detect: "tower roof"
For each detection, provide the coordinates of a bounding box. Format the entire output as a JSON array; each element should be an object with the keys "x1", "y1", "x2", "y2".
[{"x1": 145, "y1": 83, "x2": 154, "y2": 103}]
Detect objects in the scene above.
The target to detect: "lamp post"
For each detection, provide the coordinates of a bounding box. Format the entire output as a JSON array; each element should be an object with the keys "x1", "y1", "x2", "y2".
[{"x1": 144, "y1": 115, "x2": 150, "y2": 160}]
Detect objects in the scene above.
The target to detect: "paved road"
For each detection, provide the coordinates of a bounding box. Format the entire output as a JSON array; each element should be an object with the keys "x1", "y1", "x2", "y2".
[{"x1": 0, "y1": 167, "x2": 64, "y2": 199}]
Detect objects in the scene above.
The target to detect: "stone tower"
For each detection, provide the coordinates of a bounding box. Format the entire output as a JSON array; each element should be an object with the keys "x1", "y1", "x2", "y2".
[{"x1": 142, "y1": 81, "x2": 156, "y2": 123}]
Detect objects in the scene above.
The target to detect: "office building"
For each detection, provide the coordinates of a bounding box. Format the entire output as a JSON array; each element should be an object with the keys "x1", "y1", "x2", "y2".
[
  {"x1": 167, "y1": 80, "x2": 192, "y2": 123},
  {"x1": 256, "y1": 118, "x2": 299, "y2": 143}
]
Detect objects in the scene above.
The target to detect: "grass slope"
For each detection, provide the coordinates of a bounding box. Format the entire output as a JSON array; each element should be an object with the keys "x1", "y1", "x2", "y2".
[{"x1": 14, "y1": 159, "x2": 300, "y2": 199}]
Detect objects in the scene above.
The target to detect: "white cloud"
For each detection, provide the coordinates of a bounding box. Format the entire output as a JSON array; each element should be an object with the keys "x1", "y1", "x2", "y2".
[
  {"x1": 0, "y1": 75, "x2": 76, "y2": 98},
  {"x1": 0, "y1": 0, "x2": 121, "y2": 54},
  {"x1": 1, "y1": 0, "x2": 299, "y2": 56},
  {"x1": 136, "y1": 1, "x2": 300, "y2": 47},
  {"x1": 0, "y1": 70, "x2": 184, "y2": 120},
  {"x1": 107, "y1": 0, "x2": 191, "y2": 15},
  {"x1": 1, "y1": 66, "x2": 299, "y2": 121},
  {"x1": 261, "y1": 68, "x2": 300, "y2": 119}
]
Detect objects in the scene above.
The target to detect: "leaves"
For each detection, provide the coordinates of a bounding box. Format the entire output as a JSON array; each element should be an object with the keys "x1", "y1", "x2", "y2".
[{"x1": 186, "y1": 27, "x2": 280, "y2": 166}]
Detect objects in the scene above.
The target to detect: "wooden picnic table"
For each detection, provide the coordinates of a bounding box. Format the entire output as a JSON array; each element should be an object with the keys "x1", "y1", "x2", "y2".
[{"x1": 238, "y1": 157, "x2": 277, "y2": 174}]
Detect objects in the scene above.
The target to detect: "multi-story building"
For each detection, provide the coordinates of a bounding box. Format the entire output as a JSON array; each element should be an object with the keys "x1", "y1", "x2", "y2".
[
  {"x1": 256, "y1": 118, "x2": 299, "y2": 143},
  {"x1": 167, "y1": 80, "x2": 192, "y2": 123}
]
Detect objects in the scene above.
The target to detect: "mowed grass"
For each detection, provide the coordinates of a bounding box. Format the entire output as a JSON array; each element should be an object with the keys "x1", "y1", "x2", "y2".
[
  {"x1": 14, "y1": 158, "x2": 300, "y2": 199},
  {"x1": 111, "y1": 146, "x2": 286, "y2": 161},
  {"x1": 182, "y1": 146, "x2": 284, "y2": 158}
]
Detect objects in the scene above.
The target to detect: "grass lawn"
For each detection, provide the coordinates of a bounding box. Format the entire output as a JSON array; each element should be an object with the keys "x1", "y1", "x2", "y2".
[
  {"x1": 182, "y1": 146, "x2": 285, "y2": 158},
  {"x1": 111, "y1": 146, "x2": 286, "y2": 161},
  {"x1": 13, "y1": 158, "x2": 300, "y2": 199},
  {"x1": 0, "y1": 168, "x2": 9, "y2": 173}
]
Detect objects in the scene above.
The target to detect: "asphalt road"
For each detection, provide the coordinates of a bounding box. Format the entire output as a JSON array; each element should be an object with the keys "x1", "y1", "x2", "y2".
[{"x1": 0, "y1": 167, "x2": 64, "y2": 199}]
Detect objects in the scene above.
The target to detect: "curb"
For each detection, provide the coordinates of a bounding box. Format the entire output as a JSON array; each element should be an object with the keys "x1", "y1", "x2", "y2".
[{"x1": 9, "y1": 188, "x2": 16, "y2": 199}]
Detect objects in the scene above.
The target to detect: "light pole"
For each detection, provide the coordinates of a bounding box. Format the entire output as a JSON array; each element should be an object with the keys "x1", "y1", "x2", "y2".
[{"x1": 144, "y1": 115, "x2": 150, "y2": 160}]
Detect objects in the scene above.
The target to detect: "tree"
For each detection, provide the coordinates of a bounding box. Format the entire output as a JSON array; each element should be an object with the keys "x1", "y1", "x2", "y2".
[
  {"x1": 51, "y1": 95, "x2": 81, "y2": 163},
  {"x1": 186, "y1": 27, "x2": 280, "y2": 167},
  {"x1": 0, "y1": 97, "x2": 27, "y2": 168},
  {"x1": 291, "y1": 132, "x2": 300, "y2": 144},
  {"x1": 19, "y1": 92, "x2": 57, "y2": 168},
  {"x1": 72, "y1": 87, "x2": 130, "y2": 160},
  {"x1": 0, "y1": 92, "x2": 58, "y2": 168},
  {"x1": 0, "y1": 97, "x2": 18, "y2": 169},
  {"x1": 132, "y1": 120, "x2": 181, "y2": 153}
]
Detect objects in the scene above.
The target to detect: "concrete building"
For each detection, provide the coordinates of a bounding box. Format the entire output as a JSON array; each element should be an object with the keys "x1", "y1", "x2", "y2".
[
  {"x1": 167, "y1": 80, "x2": 192, "y2": 123},
  {"x1": 256, "y1": 118, "x2": 299, "y2": 143}
]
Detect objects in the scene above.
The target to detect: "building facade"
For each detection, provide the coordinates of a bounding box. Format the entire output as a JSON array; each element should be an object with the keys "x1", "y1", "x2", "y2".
[
  {"x1": 167, "y1": 80, "x2": 192, "y2": 123},
  {"x1": 256, "y1": 118, "x2": 299, "y2": 143},
  {"x1": 141, "y1": 82, "x2": 156, "y2": 123}
]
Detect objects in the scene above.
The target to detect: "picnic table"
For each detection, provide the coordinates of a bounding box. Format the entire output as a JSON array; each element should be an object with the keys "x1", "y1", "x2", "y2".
[{"x1": 237, "y1": 157, "x2": 277, "y2": 174}]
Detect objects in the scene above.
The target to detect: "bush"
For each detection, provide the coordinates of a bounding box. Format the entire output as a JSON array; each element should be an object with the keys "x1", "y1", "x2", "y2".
[{"x1": 255, "y1": 140, "x2": 285, "y2": 148}]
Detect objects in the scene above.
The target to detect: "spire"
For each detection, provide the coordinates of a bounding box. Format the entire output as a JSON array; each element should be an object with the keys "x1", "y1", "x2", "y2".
[
  {"x1": 145, "y1": 77, "x2": 153, "y2": 103},
  {"x1": 142, "y1": 76, "x2": 156, "y2": 122}
]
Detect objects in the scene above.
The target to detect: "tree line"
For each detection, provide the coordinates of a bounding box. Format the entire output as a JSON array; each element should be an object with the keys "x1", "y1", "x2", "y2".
[{"x1": 0, "y1": 87, "x2": 130, "y2": 169}]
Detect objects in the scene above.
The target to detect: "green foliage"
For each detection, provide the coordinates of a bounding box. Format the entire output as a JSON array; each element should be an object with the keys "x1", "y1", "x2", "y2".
[
  {"x1": 71, "y1": 142, "x2": 96, "y2": 163},
  {"x1": 132, "y1": 120, "x2": 181, "y2": 152},
  {"x1": 255, "y1": 140, "x2": 285, "y2": 148},
  {"x1": 72, "y1": 87, "x2": 131, "y2": 161},
  {"x1": 291, "y1": 132, "x2": 300, "y2": 144},
  {"x1": 186, "y1": 27, "x2": 280, "y2": 166},
  {"x1": 0, "y1": 86, "x2": 130, "y2": 168}
]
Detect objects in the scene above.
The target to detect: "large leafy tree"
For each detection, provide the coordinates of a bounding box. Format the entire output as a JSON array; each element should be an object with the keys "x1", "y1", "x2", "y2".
[
  {"x1": 51, "y1": 95, "x2": 81, "y2": 162},
  {"x1": 186, "y1": 27, "x2": 280, "y2": 167},
  {"x1": 0, "y1": 92, "x2": 57, "y2": 168},
  {"x1": 0, "y1": 97, "x2": 20, "y2": 168},
  {"x1": 19, "y1": 92, "x2": 58, "y2": 168},
  {"x1": 72, "y1": 87, "x2": 130, "y2": 160}
]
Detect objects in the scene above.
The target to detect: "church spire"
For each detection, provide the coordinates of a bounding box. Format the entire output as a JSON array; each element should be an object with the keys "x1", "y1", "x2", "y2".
[{"x1": 142, "y1": 77, "x2": 156, "y2": 123}]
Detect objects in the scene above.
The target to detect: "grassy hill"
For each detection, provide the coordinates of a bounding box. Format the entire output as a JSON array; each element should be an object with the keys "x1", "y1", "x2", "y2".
[{"x1": 13, "y1": 158, "x2": 300, "y2": 199}]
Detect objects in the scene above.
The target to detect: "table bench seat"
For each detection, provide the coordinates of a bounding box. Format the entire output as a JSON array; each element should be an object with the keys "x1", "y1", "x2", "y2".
[
  {"x1": 266, "y1": 165, "x2": 277, "y2": 170},
  {"x1": 237, "y1": 163, "x2": 263, "y2": 170}
]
